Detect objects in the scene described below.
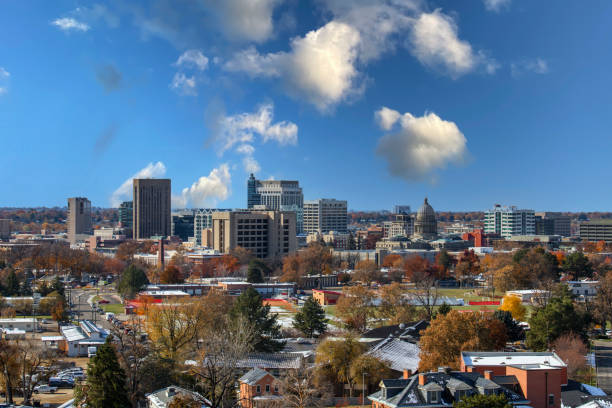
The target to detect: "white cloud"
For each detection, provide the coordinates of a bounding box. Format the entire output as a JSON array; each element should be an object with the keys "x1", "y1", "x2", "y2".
[
  {"x1": 201, "y1": 0, "x2": 281, "y2": 43},
  {"x1": 375, "y1": 107, "x2": 468, "y2": 181},
  {"x1": 74, "y1": 4, "x2": 119, "y2": 28},
  {"x1": 225, "y1": 21, "x2": 361, "y2": 111},
  {"x1": 511, "y1": 58, "x2": 549, "y2": 77},
  {"x1": 409, "y1": 10, "x2": 494, "y2": 78},
  {"x1": 110, "y1": 161, "x2": 167, "y2": 207},
  {"x1": 170, "y1": 72, "x2": 197, "y2": 95},
  {"x1": 483, "y1": 0, "x2": 511, "y2": 12},
  {"x1": 243, "y1": 156, "x2": 261, "y2": 174},
  {"x1": 175, "y1": 49, "x2": 209, "y2": 71},
  {"x1": 375, "y1": 106, "x2": 402, "y2": 131},
  {"x1": 0, "y1": 67, "x2": 9, "y2": 78},
  {"x1": 176, "y1": 164, "x2": 232, "y2": 207},
  {"x1": 52, "y1": 17, "x2": 90, "y2": 32}
]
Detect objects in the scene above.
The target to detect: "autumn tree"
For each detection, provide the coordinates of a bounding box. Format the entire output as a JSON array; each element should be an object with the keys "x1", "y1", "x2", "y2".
[
  {"x1": 562, "y1": 252, "x2": 593, "y2": 280},
  {"x1": 168, "y1": 394, "x2": 203, "y2": 408},
  {"x1": 15, "y1": 340, "x2": 58, "y2": 405},
  {"x1": 593, "y1": 273, "x2": 612, "y2": 326},
  {"x1": 335, "y1": 286, "x2": 375, "y2": 332},
  {"x1": 436, "y1": 249, "x2": 454, "y2": 278},
  {"x1": 349, "y1": 354, "x2": 392, "y2": 397},
  {"x1": 499, "y1": 295, "x2": 526, "y2": 321},
  {"x1": 353, "y1": 260, "x2": 381, "y2": 286},
  {"x1": 455, "y1": 250, "x2": 481, "y2": 286},
  {"x1": 378, "y1": 282, "x2": 417, "y2": 324},
  {"x1": 0, "y1": 340, "x2": 18, "y2": 403},
  {"x1": 419, "y1": 310, "x2": 507, "y2": 371},
  {"x1": 315, "y1": 335, "x2": 366, "y2": 398},
  {"x1": 230, "y1": 246, "x2": 254, "y2": 265},
  {"x1": 159, "y1": 265, "x2": 184, "y2": 284},
  {"x1": 382, "y1": 254, "x2": 403, "y2": 268},
  {"x1": 552, "y1": 332, "x2": 588, "y2": 379}
]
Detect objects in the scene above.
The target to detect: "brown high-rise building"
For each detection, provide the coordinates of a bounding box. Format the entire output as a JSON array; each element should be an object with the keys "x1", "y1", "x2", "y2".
[
  {"x1": 133, "y1": 179, "x2": 171, "y2": 240},
  {"x1": 67, "y1": 197, "x2": 92, "y2": 244}
]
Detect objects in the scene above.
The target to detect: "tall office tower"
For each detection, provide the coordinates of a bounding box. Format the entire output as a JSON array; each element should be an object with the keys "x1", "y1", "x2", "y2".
[
  {"x1": 67, "y1": 197, "x2": 92, "y2": 244},
  {"x1": 118, "y1": 201, "x2": 133, "y2": 228},
  {"x1": 133, "y1": 179, "x2": 171, "y2": 239},
  {"x1": 246, "y1": 174, "x2": 303, "y2": 210},
  {"x1": 212, "y1": 210, "x2": 297, "y2": 259},
  {"x1": 171, "y1": 210, "x2": 195, "y2": 241},
  {"x1": 394, "y1": 205, "x2": 411, "y2": 215},
  {"x1": 303, "y1": 199, "x2": 348, "y2": 234},
  {"x1": 535, "y1": 212, "x2": 571, "y2": 237},
  {"x1": 484, "y1": 204, "x2": 535, "y2": 238},
  {"x1": 0, "y1": 219, "x2": 10, "y2": 240}
]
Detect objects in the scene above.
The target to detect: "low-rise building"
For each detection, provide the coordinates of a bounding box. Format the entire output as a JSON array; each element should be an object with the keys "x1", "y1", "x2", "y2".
[
  {"x1": 579, "y1": 220, "x2": 612, "y2": 243},
  {"x1": 567, "y1": 281, "x2": 599, "y2": 300},
  {"x1": 146, "y1": 386, "x2": 210, "y2": 408},
  {"x1": 0, "y1": 318, "x2": 37, "y2": 332},
  {"x1": 238, "y1": 368, "x2": 281, "y2": 408},
  {"x1": 312, "y1": 289, "x2": 342, "y2": 305},
  {"x1": 60, "y1": 320, "x2": 108, "y2": 357}
]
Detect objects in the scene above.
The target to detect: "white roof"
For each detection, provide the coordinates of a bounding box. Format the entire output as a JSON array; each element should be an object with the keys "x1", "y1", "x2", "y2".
[
  {"x1": 461, "y1": 352, "x2": 566, "y2": 368},
  {"x1": 141, "y1": 290, "x2": 189, "y2": 296},
  {"x1": 3, "y1": 328, "x2": 25, "y2": 334},
  {"x1": 42, "y1": 336, "x2": 64, "y2": 341},
  {"x1": 61, "y1": 326, "x2": 87, "y2": 342},
  {"x1": 0, "y1": 318, "x2": 37, "y2": 323},
  {"x1": 368, "y1": 338, "x2": 420, "y2": 372}
]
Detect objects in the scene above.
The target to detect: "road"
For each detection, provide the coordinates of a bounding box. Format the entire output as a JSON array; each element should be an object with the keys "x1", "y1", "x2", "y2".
[
  {"x1": 593, "y1": 340, "x2": 612, "y2": 394},
  {"x1": 68, "y1": 288, "x2": 113, "y2": 330}
]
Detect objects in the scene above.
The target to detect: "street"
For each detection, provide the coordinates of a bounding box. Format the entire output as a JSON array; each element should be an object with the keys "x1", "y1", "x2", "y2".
[{"x1": 593, "y1": 340, "x2": 612, "y2": 394}]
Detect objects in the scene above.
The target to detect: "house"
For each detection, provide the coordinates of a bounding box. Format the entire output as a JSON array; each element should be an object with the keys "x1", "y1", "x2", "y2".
[
  {"x1": 367, "y1": 338, "x2": 420, "y2": 376},
  {"x1": 369, "y1": 369, "x2": 530, "y2": 408},
  {"x1": 238, "y1": 368, "x2": 281, "y2": 408},
  {"x1": 146, "y1": 386, "x2": 211, "y2": 408},
  {"x1": 560, "y1": 379, "x2": 612, "y2": 408},
  {"x1": 60, "y1": 320, "x2": 108, "y2": 357},
  {"x1": 312, "y1": 289, "x2": 342, "y2": 305},
  {"x1": 237, "y1": 352, "x2": 305, "y2": 377},
  {"x1": 361, "y1": 320, "x2": 429, "y2": 342},
  {"x1": 566, "y1": 281, "x2": 599, "y2": 301}
]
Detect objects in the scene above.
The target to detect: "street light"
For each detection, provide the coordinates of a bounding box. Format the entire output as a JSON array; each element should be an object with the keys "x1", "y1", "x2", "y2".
[{"x1": 362, "y1": 372, "x2": 368, "y2": 405}]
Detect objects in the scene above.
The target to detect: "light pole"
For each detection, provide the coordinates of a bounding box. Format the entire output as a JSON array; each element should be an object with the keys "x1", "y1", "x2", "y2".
[{"x1": 362, "y1": 372, "x2": 368, "y2": 405}]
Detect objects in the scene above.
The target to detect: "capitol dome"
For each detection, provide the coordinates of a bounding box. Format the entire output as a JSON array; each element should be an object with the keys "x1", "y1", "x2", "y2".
[{"x1": 414, "y1": 197, "x2": 437, "y2": 239}]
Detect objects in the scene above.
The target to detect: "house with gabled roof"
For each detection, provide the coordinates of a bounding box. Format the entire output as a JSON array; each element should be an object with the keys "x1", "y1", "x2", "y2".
[{"x1": 238, "y1": 368, "x2": 281, "y2": 408}]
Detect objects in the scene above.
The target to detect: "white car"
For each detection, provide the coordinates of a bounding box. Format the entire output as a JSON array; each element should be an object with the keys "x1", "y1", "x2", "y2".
[{"x1": 34, "y1": 385, "x2": 58, "y2": 394}]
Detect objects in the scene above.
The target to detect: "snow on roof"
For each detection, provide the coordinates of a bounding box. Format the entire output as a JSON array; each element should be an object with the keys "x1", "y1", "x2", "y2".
[
  {"x1": 368, "y1": 338, "x2": 420, "y2": 372},
  {"x1": 462, "y1": 351, "x2": 566, "y2": 368},
  {"x1": 61, "y1": 326, "x2": 87, "y2": 342}
]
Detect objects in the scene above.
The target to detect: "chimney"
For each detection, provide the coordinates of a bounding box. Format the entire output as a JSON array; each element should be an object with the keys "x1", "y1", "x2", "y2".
[
  {"x1": 466, "y1": 366, "x2": 474, "y2": 373},
  {"x1": 403, "y1": 369, "x2": 412, "y2": 379},
  {"x1": 484, "y1": 370, "x2": 493, "y2": 380},
  {"x1": 418, "y1": 374, "x2": 426, "y2": 386}
]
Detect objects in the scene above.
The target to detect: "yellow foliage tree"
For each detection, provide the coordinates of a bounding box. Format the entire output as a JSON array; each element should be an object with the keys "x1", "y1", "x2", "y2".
[{"x1": 500, "y1": 295, "x2": 526, "y2": 322}]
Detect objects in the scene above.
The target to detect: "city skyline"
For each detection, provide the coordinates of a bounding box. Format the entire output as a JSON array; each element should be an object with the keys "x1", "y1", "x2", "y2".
[{"x1": 2, "y1": 1, "x2": 612, "y2": 211}]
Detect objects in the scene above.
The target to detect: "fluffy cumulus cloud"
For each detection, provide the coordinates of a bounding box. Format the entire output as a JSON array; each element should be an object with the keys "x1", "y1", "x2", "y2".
[
  {"x1": 175, "y1": 49, "x2": 209, "y2": 71},
  {"x1": 483, "y1": 0, "x2": 512, "y2": 12},
  {"x1": 225, "y1": 21, "x2": 361, "y2": 111},
  {"x1": 52, "y1": 17, "x2": 90, "y2": 32},
  {"x1": 211, "y1": 103, "x2": 297, "y2": 173},
  {"x1": 409, "y1": 10, "x2": 497, "y2": 77},
  {"x1": 375, "y1": 107, "x2": 468, "y2": 182},
  {"x1": 175, "y1": 164, "x2": 232, "y2": 208},
  {"x1": 110, "y1": 161, "x2": 166, "y2": 207},
  {"x1": 170, "y1": 72, "x2": 197, "y2": 95},
  {"x1": 511, "y1": 58, "x2": 549, "y2": 77}
]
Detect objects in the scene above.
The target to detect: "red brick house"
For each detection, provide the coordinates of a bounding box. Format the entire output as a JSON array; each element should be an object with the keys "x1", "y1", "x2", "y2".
[{"x1": 239, "y1": 368, "x2": 281, "y2": 408}]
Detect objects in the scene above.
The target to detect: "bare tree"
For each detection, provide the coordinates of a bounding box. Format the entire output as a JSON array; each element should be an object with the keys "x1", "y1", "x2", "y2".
[
  {"x1": 412, "y1": 270, "x2": 440, "y2": 320},
  {"x1": 16, "y1": 340, "x2": 58, "y2": 405},
  {"x1": 279, "y1": 368, "x2": 332, "y2": 408},
  {"x1": 190, "y1": 316, "x2": 254, "y2": 408},
  {"x1": 0, "y1": 340, "x2": 18, "y2": 404}
]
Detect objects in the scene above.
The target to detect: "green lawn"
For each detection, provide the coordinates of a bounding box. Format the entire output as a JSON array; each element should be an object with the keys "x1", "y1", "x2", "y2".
[{"x1": 101, "y1": 304, "x2": 125, "y2": 314}]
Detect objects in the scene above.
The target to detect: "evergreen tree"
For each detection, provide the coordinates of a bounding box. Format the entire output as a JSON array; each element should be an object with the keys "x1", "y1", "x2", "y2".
[
  {"x1": 246, "y1": 260, "x2": 265, "y2": 283},
  {"x1": 80, "y1": 337, "x2": 130, "y2": 408},
  {"x1": 4, "y1": 270, "x2": 20, "y2": 296},
  {"x1": 51, "y1": 276, "x2": 64, "y2": 297},
  {"x1": 230, "y1": 287, "x2": 283, "y2": 352},
  {"x1": 437, "y1": 302, "x2": 451, "y2": 316},
  {"x1": 454, "y1": 394, "x2": 511, "y2": 408},
  {"x1": 293, "y1": 296, "x2": 328, "y2": 337},
  {"x1": 117, "y1": 265, "x2": 149, "y2": 299},
  {"x1": 562, "y1": 252, "x2": 593, "y2": 280},
  {"x1": 493, "y1": 310, "x2": 524, "y2": 342}
]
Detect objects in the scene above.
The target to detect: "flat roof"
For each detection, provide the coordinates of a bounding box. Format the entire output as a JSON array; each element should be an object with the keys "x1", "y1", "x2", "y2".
[
  {"x1": 462, "y1": 351, "x2": 566, "y2": 368},
  {"x1": 0, "y1": 318, "x2": 37, "y2": 323}
]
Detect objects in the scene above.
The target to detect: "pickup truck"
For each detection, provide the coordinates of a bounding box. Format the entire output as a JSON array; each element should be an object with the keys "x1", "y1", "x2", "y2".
[{"x1": 34, "y1": 384, "x2": 58, "y2": 394}]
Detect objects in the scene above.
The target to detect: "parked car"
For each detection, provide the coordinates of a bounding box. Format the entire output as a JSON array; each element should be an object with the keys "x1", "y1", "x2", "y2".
[
  {"x1": 34, "y1": 385, "x2": 58, "y2": 394},
  {"x1": 98, "y1": 299, "x2": 110, "y2": 304},
  {"x1": 49, "y1": 377, "x2": 75, "y2": 388}
]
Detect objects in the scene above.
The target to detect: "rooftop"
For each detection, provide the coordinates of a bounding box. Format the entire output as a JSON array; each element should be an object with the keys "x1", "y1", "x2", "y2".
[{"x1": 461, "y1": 351, "x2": 566, "y2": 368}]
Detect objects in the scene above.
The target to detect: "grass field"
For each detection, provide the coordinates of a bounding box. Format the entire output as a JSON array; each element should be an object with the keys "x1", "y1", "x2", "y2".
[{"x1": 101, "y1": 303, "x2": 125, "y2": 314}]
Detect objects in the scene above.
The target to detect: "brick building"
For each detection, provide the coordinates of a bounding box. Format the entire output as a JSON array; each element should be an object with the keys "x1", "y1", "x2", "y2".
[{"x1": 238, "y1": 368, "x2": 281, "y2": 408}]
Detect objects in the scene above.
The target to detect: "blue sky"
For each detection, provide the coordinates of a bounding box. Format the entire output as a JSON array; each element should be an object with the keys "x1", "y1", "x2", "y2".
[{"x1": 1, "y1": 0, "x2": 612, "y2": 211}]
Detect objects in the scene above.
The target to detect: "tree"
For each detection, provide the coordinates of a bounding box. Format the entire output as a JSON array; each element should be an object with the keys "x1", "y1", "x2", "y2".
[
  {"x1": 159, "y1": 265, "x2": 184, "y2": 284},
  {"x1": 353, "y1": 260, "x2": 380, "y2": 286},
  {"x1": 349, "y1": 354, "x2": 392, "y2": 397},
  {"x1": 246, "y1": 259, "x2": 266, "y2": 283},
  {"x1": 293, "y1": 296, "x2": 328, "y2": 338},
  {"x1": 455, "y1": 250, "x2": 481, "y2": 286},
  {"x1": 552, "y1": 332, "x2": 588, "y2": 379},
  {"x1": 315, "y1": 336, "x2": 366, "y2": 398},
  {"x1": 168, "y1": 394, "x2": 203, "y2": 408},
  {"x1": 378, "y1": 282, "x2": 417, "y2": 324},
  {"x1": 230, "y1": 246, "x2": 254, "y2": 265},
  {"x1": 499, "y1": 295, "x2": 526, "y2": 321},
  {"x1": 279, "y1": 368, "x2": 331, "y2": 408},
  {"x1": 594, "y1": 273, "x2": 612, "y2": 327},
  {"x1": 437, "y1": 302, "x2": 451, "y2": 316},
  {"x1": 411, "y1": 267, "x2": 441, "y2": 321},
  {"x1": 335, "y1": 286, "x2": 375, "y2": 332},
  {"x1": 50, "y1": 296, "x2": 68, "y2": 331},
  {"x1": 454, "y1": 394, "x2": 511, "y2": 408},
  {"x1": 230, "y1": 287, "x2": 283, "y2": 352},
  {"x1": 419, "y1": 310, "x2": 507, "y2": 371},
  {"x1": 493, "y1": 310, "x2": 524, "y2": 342},
  {"x1": 3, "y1": 269, "x2": 19, "y2": 296},
  {"x1": 0, "y1": 340, "x2": 18, "y2": 404},
  {"x1": 15, "y1": 340, "x2": 57, "y2": 405},
  {"x1": 562, "y1": 252, "x2": 593, "y2": 280},
  {"x1": 77, "y1": 337, "x2": 130, "y2": 408},
  {"x1": 117, "y1": 264, "x2": 149, "y2": 299},
  {"x1": 436, "y1": 249, "x2": 454, "y2": 277},
  {"x1": 527, "y1": 286, "x2": 591, "y2": 351}
]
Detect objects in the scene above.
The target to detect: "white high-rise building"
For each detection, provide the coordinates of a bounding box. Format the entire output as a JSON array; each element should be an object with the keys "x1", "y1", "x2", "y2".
[
  {"x1": 303, "y1": 199, "x2": 348, "y2": 234},
  {"x1": 484, "y1": 204, "x2": 535, "y2": 238},
  {"x1": 247, "y1": 175, "x2": 303, "y2": 210}
]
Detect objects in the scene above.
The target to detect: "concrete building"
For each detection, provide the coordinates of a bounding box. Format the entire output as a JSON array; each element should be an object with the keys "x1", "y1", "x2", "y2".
[
  {"x1": 303, "y1": 198, "x2": 348, "y2": 234},
  {"x1": 133, "y1": 179, "x2": 171, "y2": 239},
  {"x1": 394, "y1": 205, "x2": 411, "y2": 215},
  {"x1": 535, "y1": 212, "x2": 571, "y2": 237},
  {"x1": 194, "y1": 208, "x2": 232, "y2": 246},
  {"x1": 212, "y1": 210, "x2": 297, "y2": 259},
  {"x1": 67, "y1": 197, "x2": 92, "y2": 244},
  {"x1": 118, "y1": 201, "x2": 133, "y2": 229},
  {"x1": 0, "y1": 318, "x2": 37, "y2": 332},
  {"x1": 387, "y1": 213, "x2": 413, "y2": 238},
  {"x1": 171, "y1": 210, "x2": 195, "y2": 241},
  {"x1": 579, "y1": 219, "x2": 612, "y2": 243},
  {"x1": 247, "y1": 174, "x2": 303, "y2": 210},
  {"x1": 484, "y1": 204, "x2": 535, "y2": 238},
  {"x1": 0, "y1": 219, "x2": 10, "y2": 240},
  {"x1": 306, "y1": 231, "x2": 350, "y2": 249},
  {"x1": 413, "y1": 198, "x2": 437, "y2": 240}
]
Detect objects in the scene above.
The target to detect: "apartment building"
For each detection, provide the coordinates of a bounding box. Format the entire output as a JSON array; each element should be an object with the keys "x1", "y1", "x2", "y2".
[
  {"x1": 535, "y1": 212, "x2": 571, "y2": 237},
  {"x1": 484, "y1": 204, "x2": 535, "y2": 238}
]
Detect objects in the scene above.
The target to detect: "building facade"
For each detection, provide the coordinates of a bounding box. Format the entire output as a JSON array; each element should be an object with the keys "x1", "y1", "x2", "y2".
[
  {"x1": 303, "y1": 198, "x2": 348, "y2": 234},
  {"x1": 413, "y1": 198, "x2": 437, "y2": 240},
  {"x1": 246, "y1": 174, "x2": 303, "y2": 210},
  {"x1": 212, "y1": 210, "x2": 297, "y2": 259},
  {"x1": 133, "y1": 179, "x2": 171, "y2": 240},
  {"x1": 171, "y1": 210, "x2": 195, "y2": 241},
  {"x1": 118, "y1": 201, "x2": 133, "y2": 229},
  {"x1": 484, "y1": 204, "x2": 535, "y2": 238},
  {"x1": 394, "y1": 205, "x2": 411, "y2": 215},
  {"x1": 579, "y1": 219, "x2": 612, "y2": 243},
  {"x1": 535, "y1": 212, "x2": 571, "y2": 237},
  {"x1": 0, "y1": 219, "x2": 10, "y2": 240},
  {"x1": 193, "y1": 208, "x2": 232, "y2": 246},
  {"x1": 67, "y1": 197, "x2": 92, "y2": 244}
]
